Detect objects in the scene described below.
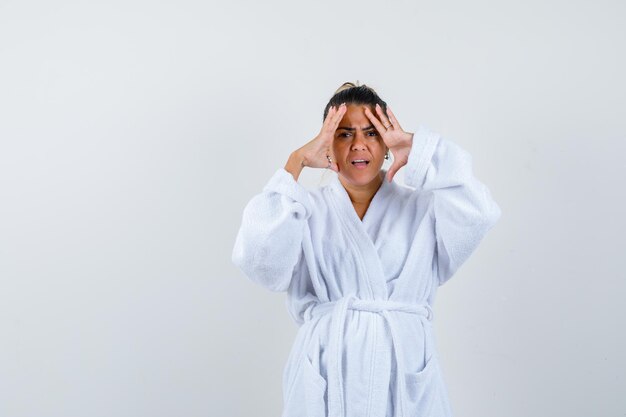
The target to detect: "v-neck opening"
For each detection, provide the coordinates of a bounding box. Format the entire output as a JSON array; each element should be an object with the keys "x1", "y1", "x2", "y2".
[{"x1": 331, "y1": 171, "x2": 391, "y2": 226}]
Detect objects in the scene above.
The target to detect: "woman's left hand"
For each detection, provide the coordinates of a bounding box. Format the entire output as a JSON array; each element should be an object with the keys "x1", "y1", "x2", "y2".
[{"x1": 364, "y1": 104, "x2": 414, "y2": 183}]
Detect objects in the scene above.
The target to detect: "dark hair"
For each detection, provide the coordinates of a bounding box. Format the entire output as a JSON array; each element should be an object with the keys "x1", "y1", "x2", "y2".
[{"x1": 322, "y1": 82, "x2": 388, "y2": 122}]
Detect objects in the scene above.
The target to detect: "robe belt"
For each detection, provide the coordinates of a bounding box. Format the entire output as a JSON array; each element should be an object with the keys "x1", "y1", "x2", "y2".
[{"x1": 304, "y1": 294, "x2": 434, "y2": 417}]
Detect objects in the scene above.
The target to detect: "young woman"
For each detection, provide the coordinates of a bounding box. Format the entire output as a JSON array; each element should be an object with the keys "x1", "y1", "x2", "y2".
[{"x1": 232, "y1": 82, "x2": 502, "y2": 417}]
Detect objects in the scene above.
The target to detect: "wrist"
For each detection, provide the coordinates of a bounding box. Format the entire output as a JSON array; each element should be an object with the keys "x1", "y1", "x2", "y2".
[
  {"x1": 291, "y1": 149, "x2": 307, "y2": 167},
  {"x1": 284, "y1": 150, "x2": 305, "y2": 181}
]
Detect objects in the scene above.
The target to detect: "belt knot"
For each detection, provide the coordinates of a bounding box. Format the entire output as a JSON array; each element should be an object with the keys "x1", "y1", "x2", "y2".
[
  {"x1": 303, "y1": 294, "x2": 434, "y2": 417},
  {"x1": 303, "y1": 295, "x2": 434, "y2": 322}
]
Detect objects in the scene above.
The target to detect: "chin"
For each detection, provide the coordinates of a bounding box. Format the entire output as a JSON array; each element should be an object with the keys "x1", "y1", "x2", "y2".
[{"x1": 339, "y1": 169, "x2": 383, "y2": 187}]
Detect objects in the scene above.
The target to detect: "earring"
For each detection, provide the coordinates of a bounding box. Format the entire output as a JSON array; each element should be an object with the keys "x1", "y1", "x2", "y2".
[{"x1": 384, "y1": 151, "x2": 390, "y2": 160}]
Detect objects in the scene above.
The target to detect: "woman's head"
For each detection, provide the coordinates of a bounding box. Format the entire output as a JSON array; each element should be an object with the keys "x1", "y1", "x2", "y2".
[{"x1": 325, "y1": 82, "x2": 390, "y2": 190}]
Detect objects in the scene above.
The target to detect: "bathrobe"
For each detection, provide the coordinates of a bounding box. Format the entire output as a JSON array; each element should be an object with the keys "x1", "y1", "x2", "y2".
[{"x1": 232, "y1": 125, "x2": 502, "y2": 417}]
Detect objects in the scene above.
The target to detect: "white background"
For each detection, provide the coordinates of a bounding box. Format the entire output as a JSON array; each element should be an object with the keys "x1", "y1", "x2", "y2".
[{"x1": 1, "y1": 0, "x2": 624, "y2": 416}]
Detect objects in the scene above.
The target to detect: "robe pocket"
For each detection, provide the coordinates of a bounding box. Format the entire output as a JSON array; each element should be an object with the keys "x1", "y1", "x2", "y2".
[
  {"x1": 404, "y1": 353, "x2": 443, "y2": 416},
  {"x1": 302, "y1": 354, "x2": 327, "y2": 394},
  {"x1": 282, "y1": 354, "x2": 327, "y2": 417}
]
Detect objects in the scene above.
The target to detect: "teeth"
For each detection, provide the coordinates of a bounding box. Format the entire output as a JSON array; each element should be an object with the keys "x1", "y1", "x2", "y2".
[{"x1": 353, "y1": 160, "x2": 367, "y2": 163}]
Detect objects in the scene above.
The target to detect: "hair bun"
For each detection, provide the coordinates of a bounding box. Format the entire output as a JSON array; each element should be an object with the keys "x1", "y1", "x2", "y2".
[
  {"x1": 333, "y1": 80, "x2": 379, "y2": 95},
  {"x1": 334, "y1": 81, "x2": 357, "y2": 94}
]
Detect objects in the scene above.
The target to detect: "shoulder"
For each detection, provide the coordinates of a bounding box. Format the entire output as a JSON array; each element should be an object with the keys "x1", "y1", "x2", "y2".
[
  {"x1": 388, "y1": 176, "x2": 433, "y2": 210},
  {"x1": 386, "y1": 180, "x2": 416, "y2": 208},
  {"x1": 289, "y1": 181, "x2": 332, "y2": 215}
]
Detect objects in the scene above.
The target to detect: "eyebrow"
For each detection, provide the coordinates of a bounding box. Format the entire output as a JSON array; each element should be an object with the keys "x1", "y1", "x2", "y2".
[{"x1": 337, "y1": 125, "x2": 376, "y2": 131}]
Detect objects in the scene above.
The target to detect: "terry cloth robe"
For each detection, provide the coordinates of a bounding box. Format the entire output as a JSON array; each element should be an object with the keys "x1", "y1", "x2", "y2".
[{"x1": 232, "y1": 125, "x2": 502, "y2": 417}]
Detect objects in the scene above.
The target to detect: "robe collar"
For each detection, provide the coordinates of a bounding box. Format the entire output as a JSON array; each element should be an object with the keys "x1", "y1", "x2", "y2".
[{"x1": 326, "y1": 169, "x2": 395, "y2": 299}]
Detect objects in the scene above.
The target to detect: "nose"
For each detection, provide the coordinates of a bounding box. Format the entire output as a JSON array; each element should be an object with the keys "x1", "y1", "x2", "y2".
[{"x1": 350, "y1": 132, "x2": 367, "y2": 151}]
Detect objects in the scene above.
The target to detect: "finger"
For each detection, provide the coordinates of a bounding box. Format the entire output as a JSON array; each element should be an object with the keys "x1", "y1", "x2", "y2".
[
  {"x1": 323, "y1": 105, "x2": 336, "y2": 125},
  {"x1": 323, "y1": 104, "x2": 345, "y2": 133},
  {"x1": 375, "y1": 103, "x2": 392, "y2": 130},
  {"x1": 363, "y1": 106, "x2": 387, "y2": 134},
  {"x1": 386, "y1": 106, "x2": 402, "y2": 130},
  {"x1": 330, "y1": 103, "x2": 347, "y2": 129}
]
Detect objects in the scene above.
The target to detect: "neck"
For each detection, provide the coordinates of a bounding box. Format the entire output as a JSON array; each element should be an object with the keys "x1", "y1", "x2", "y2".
[{"x1": 339, "y1": 171, "x2": 384, "y2": 205}]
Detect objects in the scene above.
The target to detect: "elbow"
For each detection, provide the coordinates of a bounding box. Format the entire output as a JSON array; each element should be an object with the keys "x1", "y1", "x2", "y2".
[
  {"x1": 486, "y1": 200, "x2": 502, "y2": 229},
  {"x1": 476, "y1": 184, "x2": 502, "y2": 229},
  {"x1": 247, "y1": 261, "x2": 292, "y2": 292},
  {"x1": 231, "y1": 246, "x2": 291, "y2": 293}
]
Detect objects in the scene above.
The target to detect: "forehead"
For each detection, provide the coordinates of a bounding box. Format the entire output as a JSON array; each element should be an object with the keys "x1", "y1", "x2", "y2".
[{"x1": 338, "y1": 104, "x2": 374, "y2": 127}]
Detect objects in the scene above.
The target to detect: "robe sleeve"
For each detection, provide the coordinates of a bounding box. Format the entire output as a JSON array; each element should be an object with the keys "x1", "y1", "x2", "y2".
[
  {"x1": 403, "y1": 125, "x2": 502, "y2": 286},
  {"x1": 231, "y1": 168, "x2": 313, "y2": 292}
]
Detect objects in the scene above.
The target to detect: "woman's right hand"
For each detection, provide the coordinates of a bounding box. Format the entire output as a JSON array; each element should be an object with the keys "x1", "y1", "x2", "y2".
[
  {"x1": 299, "y1": 103, "x2": 347, "y2": 172},
  {"x1": 284, "y1": 103, "x2": 346, "y2": 181}
]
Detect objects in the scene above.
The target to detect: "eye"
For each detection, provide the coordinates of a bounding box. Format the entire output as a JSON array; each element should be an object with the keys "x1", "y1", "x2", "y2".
[
  {"x1": 367, "y1": 131, "x2": 378, "y2": 137},
  {"x1": 338, "y1": 132, "x2": 351, "y2": 138}
]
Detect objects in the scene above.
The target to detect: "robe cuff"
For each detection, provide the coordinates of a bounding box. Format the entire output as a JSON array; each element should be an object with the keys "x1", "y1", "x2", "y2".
[
  {"x1": 404, "y1": 125, "x2": 440, "y2": 190},
  {"x1": 262, "y1": 168, "x2": 314, "y2": 216}
]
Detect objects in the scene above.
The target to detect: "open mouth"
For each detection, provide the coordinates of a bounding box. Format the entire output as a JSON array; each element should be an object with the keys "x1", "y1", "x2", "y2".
[{"x1": 351, "y1": 159, "x2": 370, "y2": 167}]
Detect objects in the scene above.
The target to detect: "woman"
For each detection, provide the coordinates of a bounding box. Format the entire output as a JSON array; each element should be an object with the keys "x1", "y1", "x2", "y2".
[{"x1": 232, "y1": 82, "x2": 501, "y2": 417}]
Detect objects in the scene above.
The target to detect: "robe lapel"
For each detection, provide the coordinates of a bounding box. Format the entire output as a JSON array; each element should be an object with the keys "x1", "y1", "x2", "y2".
[{"x1": 327, "y1": 172, "x2": 392, "y2": 300}]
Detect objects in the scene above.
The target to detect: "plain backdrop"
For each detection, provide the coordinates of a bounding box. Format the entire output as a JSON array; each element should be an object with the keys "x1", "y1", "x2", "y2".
[{"x1": 1, "y1": 0, "x2": 625, "y2": 416}]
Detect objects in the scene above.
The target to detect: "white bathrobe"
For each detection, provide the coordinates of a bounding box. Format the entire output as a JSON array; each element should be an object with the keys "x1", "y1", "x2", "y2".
[{"x1": 232, "y1": 125, "x2": 502, "y2": 417}]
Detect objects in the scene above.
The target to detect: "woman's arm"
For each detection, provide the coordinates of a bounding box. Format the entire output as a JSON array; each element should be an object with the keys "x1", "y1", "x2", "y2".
[
  {"x1": 363, "y1": 106, "x2": 501, "y2": 286},
  {"x1": 231, "y1": 166, "x2": 313, "y2": 292},
  {"x1": 404, "y1": 126, "x2": 502, "y2": 285},
  {"x1": 232, "y1": 104, "x2": 348, "y2": 292}
]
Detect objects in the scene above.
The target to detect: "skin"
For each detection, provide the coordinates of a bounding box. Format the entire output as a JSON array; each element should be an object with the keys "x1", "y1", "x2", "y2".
[
  {"x1": 332, "y1": 104, "x2": 388, "y2": 215},
  {"x1": 284, "y1": 102, "x2": 415, "y2": 220}
]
